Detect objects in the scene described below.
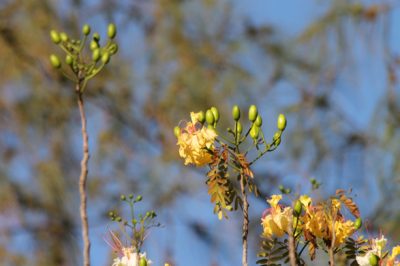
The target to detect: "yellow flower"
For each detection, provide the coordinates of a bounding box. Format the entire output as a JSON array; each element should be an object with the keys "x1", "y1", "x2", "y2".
[
  {"x1": 261, "y1": 195, "x2": 294, "y2": 238},
  {"x1": 299, "y1": 195, "x2": 312, "y2": 207},
  {"x1": 302, "y1": 199, "x2": 355, "y2": 247},
  {"x1": 176, "y1": 112, "x2": 217, "y2": 166},
  {"x1": 391, "y1": 246, "x2": 400, "y2": 259},
  {"x1": 267, "y1": 194, "x2": 282, "y2": 209},
  {"x1": 332, "y1": 220, "x2": 354, "y2": 247},
  {"x1": 387, "y1": 245, "x2": 400, "y2": 266}
]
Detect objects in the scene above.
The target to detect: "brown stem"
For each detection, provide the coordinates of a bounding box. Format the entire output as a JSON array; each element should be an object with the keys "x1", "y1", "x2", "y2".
[
  {"x1": 329, "y1": 248, "x2": 335, "y2": 266},
  {"x1": 240, "y1": 174, "x2": 249, "y2": 266},
  {"x1": 288, "y1": 216, "x2": 297, "y2": 266},
  {"x1": 76, "y1": 83, "x2": 91, "y2": 266},
  {"x1": 329, "y1": 218, "x2": 336, "y2": 266}
]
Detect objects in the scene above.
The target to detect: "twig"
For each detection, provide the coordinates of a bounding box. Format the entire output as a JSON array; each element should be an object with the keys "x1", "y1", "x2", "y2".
[
  {"x1": 288, "y1": 216, "x2": 297, "y2": 266},
  {"x1": 76, "y1": 81, "x2": 91, "y2": 266},
  {"x1": 240, "y1": 173, "x2": 249, "y2": 266}
]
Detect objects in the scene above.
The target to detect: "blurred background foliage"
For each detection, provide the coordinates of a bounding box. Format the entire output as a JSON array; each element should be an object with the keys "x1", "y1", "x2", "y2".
[{"x1": 0, "y1": 0, "x2": 399, "y2": 265}]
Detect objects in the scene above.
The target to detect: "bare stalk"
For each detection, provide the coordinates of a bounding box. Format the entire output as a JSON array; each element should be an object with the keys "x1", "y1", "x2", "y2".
[
  {"x1": 329, "y1": 217, "x2": 336, "y2": 266},
  {"x1": 76, "y1": 82, "x2": 91, "y2": 266},
  {"x1": 240, "y1": 173, "x2": 249, "y2": 266},
  {"x1": 288, "y1": 216, "x2": 297, "y2": 266}
]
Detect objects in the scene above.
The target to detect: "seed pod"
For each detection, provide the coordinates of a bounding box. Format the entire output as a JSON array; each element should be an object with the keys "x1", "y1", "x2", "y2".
[
  {"x1": 101, "y1": 52, "x2": 110, "y2": 64},
  {"x1": 82, "y1": 24, "x2": 91, "y2": 35},
  {"x1": 232, "y1": 105, "x2": 240, "y2": 121},
  {"x1": 65, "y1": 55, "x2": 73, "y2": 65},
  {"x1": 205, "y1": 110, "x2": 215, "y2": 125},
  {"x1": 139, "y1": 258, "x2": 147, "y2": 266},
  {"x1": 250, "y1": 125, "x2": 259, "y2": 139},
  {"x1": 354, "y1": 218, "x2": 362, "y2": 230},
  {"x1": 255, "y1": 115, "x2": 262, "y2": 127},
  {"x1": 50, "y1": 30, "x2": 61, "y2": 44},
  {"x1": 60, "y1": 32, "x2": 68, "y2": 42},
  {"x1": 92, "y1": 49, "x2": 101, "y2": 62},
  {"x1": 277, "y1": 114, "x2": 287, "y2": 131},
  {"x1": 174, "y1": 126, "x2": 181, "y2": 138},
  {"x1": 108, "y1": 23, "x2": 117, "y2": 39},
  {"x1": 248, "y1": 105, "x2": 258, "y2": 122},
  {"x1": 211, "y1": 107, "x2": 219, "y2": 122},
  {"x1": 198, "y1": 111, "x2": 205, "y2": 124},
  {"x1": 49, "y1": 54, "x2": 61, "y2": 68}
]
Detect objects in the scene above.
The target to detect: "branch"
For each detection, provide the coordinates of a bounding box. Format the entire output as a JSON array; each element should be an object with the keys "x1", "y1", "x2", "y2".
[
  {"x1": 240, "y1": 173, "x2": 249, "y2": 266},
  {"x1": 76, "y1": 82, "x2": 91, "y2": 266}
]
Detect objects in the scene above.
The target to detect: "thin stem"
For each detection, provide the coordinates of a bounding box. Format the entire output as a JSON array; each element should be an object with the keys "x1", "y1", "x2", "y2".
[
  {"x1": 76, "y1": 81, "x2": 91, "y2": 266},
  {"x1": 240, "y1": 172, "x2": 249, "y2": 266},
  {"x1": 288, "y1": 216, "x2": 297, "y2": 266}
]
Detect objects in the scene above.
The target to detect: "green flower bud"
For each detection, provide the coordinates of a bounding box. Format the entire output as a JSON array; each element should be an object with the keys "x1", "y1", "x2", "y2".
[
  {"x1": 197, "y1": 111, "x2": 205, "y2": 124},
  {"x1": 65, "y1": 55, "x2": 73, "y2": 65},
  {"x1": 210, "y1": 106, "x2": 219, "y2": 122},
  {"x1": 277, "y1": 114, "x2": 287, "y2": 131},
  {"x1": 273, "y1": 132, "x2": 281, "y2": 146},
  {"x1": 116, "y1": 216, "x2": 122, "y2": 222},
  {"x1": 255, "y1": 115, "x2": 262, "y2": 127},
  {"x1": 136, "y1": 195, "x2": 142, "y2": 202},
  {"x1": 90, "y1": 40, "x2": 99, "y2": 50},
  {"x1": 49, "y1": 54, "x2": 61, "y2": 68},
  {"x1": 108, "y1": 211, "x2": 115, "y2": 217},
  {"x1": 120, "y1": 194, "x2": 126, "y2": 201},
  {"x1": 248, "y1": 105, "x2": 258, "y2": 122},
  {"x1": 237, "y1": 121, "x2": 243, "y2": 133},
  {"x1": 250, "y1": 125, "x2": 259, "y2": 139},
  {"x1": 50, "y1": 30, "x2": 61, "y2": 44},
  {"x1": 293, "y1": 200, "x2": 302, "y2": 217},
  {"x1": 101, "y1": 52, "x2": 110, "y2": 64},
  {"x1": 205, "y1": 109, "x2": 215, "y2": 125},
  {"x1": 174, "y1": 126, "x2": 181, "y2": 137},
  {"x1": 93, "y1": 32, "x2": 100, "y2": 42},
  {"x1": 60, "y1": 32, "x2": 68, "y2": 42},
  {"x1": 129, "y1": 194, "x2": 134, "y2": 199},
  {"x1": 108, "y1": 23, "x2": 117, "y2": 39},
  {"x1": 369, "y1": 254, "x2": 379, "y2": 266},
  {"x1": 92, "y1": 49, "x2": 101, "y2": 62},
  {"x1": 109, "y1": 43, "x2": 119, "y2": 55},
  {"x1": 139, "y1": 257, "x2": 147, "y2": 266},
  {"x1": 354, "y1": 217, "x2": 362, "y2": 230},
  {"x1": 232, "y1": 105, "x2": 240, "y2": 121},
  {"x1": 82, "y1": 24, "x2": 91, "y2": 36}
]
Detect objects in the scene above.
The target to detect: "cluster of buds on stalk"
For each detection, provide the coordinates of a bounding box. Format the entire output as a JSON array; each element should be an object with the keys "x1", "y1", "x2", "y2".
[{"x1": 49, "y1": 23, "x2": 118, "y2": 92}]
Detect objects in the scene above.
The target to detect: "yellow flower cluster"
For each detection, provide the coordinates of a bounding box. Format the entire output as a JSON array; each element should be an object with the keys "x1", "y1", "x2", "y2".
[
  {"x1": 176, "y1": 112, "x2": 217, "y2": 166},
  {"x1": 261, "y1": 194, "x2": 355, "y2": 248},
  {"x1": 302, "y1": 198, "x2": 355, "y2": 247},
  {"x1": 261, "y1": 195, "x2": 294, "y2": 238}
]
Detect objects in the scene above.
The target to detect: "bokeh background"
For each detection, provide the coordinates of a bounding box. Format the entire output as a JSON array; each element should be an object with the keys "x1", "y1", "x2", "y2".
[{"x1": 1, "y1": 0, "x2": 399, "y2": 265}]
